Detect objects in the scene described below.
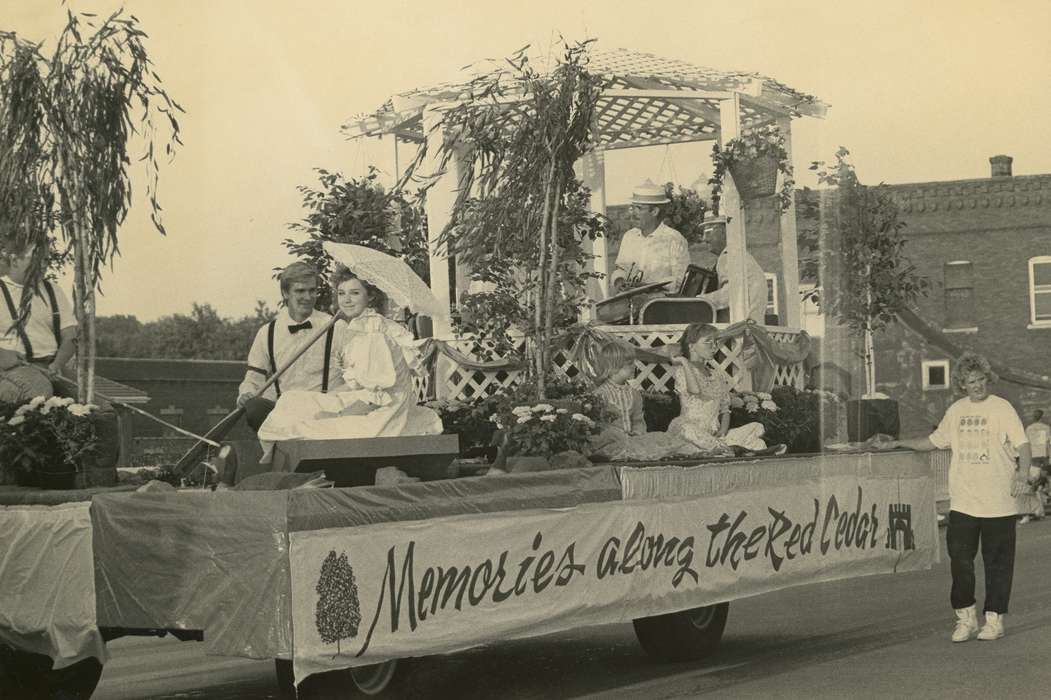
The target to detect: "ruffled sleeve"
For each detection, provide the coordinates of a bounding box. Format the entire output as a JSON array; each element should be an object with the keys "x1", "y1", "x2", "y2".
[{"x1": 339, "y1": 311, "x2": 402, "y2": 407}]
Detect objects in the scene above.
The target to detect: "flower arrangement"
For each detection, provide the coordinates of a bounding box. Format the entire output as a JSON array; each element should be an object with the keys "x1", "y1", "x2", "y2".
[
  {"x1": 0, "y1": 396, "x2": 101, "y2": 483},
  {"x1": 494, "y1": 401, "x2": 599, "y2": 457},
  {"x1": 728, "y1": 386, "x2": 842, "y2": 453},
  {"x1": 708, "y1": 124, "x2": 794, "y2": 214},
  {"x1": 423, "y1": 396, "x2": 502, "y2": 454}
]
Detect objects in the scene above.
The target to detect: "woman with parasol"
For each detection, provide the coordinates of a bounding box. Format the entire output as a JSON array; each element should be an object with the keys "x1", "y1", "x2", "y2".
[{"x1": 256, "y1": 243, "x2": 445, "y2": 457}]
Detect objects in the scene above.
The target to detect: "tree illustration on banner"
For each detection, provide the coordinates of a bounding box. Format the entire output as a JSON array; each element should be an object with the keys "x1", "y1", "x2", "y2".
[{"x1": 315, "y1": 550, "x2": 361, "y2": 655}]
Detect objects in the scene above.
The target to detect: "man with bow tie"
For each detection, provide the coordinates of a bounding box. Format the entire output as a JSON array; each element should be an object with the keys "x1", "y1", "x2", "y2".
[{"x1": 237, "y1": 262, "x2": 344, "y2": 431}]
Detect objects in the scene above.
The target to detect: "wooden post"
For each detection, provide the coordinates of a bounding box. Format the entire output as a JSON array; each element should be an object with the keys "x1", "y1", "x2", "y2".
[
  {"x1": 576, "y1": 149, "x2": 609, "y2": 304},
  {"x1": 719, "y1": 94, "x2": 747, "y2": 325},
  {"x1": 777, "y1": 115, "x2": 802, "y2": 329},
  {"x1": 420, "y1": 106, "x2": 459, "y2": 338}
]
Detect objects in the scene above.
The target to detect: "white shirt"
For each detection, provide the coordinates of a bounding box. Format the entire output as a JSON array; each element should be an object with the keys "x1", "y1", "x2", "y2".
[
  {"x1": 699, "y1": 249, "x2": 768, "y2": 323},
  {"x1": 929, "y1": 394, "x2": 1028, "y2": 517},
  {"x1": 1025, "y1": 422, "x2": 1050, "y2": 458},
  {"x1": 611, "y1": 223, "x2": 690, "y2": 290},
  {"x1": 239, "y1": 309, "x2": 345, "y2": 401},
  {"x1": 0, "y1": 276, "x2": 77, "y2": 359}
]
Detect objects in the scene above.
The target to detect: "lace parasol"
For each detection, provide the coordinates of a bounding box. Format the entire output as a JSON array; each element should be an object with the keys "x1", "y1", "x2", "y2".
[{"x1": 323, "y1": 241, "x2": 449, "y2": 320}]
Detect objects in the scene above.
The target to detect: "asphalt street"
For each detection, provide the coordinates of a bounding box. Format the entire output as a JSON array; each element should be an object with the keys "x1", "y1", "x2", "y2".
[{"x1": 94, "y1": 519, "x2": 1051, "y2": 699}]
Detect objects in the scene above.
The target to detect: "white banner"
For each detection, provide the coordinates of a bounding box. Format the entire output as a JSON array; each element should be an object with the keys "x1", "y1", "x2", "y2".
[
  {"x1": 0, "y1": 502, "x2": 107, "y2": 668},
  {"x1": 289, "y1": 468, "x2": 937, "y2": 680}
]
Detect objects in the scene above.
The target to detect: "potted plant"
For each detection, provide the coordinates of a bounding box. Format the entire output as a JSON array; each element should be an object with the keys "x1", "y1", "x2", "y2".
[
  {"x1": 0, "y1": 396, "x2": 111, "y2": 489},
  {"x1": 708, "y1": 124, "x2": 794, "y2": 213},
  {"x1": 727, "y1": 386, "x2": 843, "y2": 454}
]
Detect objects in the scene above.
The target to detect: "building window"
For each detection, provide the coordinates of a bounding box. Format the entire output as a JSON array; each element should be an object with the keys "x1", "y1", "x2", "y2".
[
  {"x1": 943, "y1": 261, "x2": 975, "y2": 330},
  {"x1": 765, "y1": 273, "x2": 779, "y2": 318},
  {"x1": 922, "y1": 360, "x2": 951, "y2": 390},
  {"x1": 799, "y1": 284, "x2": 824, "y2": 337},
  {"x1": 1029, "y1": 256, "x2": 1051, "y2": 325}
]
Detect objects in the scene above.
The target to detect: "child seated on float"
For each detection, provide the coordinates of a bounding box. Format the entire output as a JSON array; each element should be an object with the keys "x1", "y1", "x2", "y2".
[
  {"x1": 586, "y1": 339, "x2": 693, "y2": 462},
  {"x1": 667, "y1": 323, "x2": 783, "y2": 455}
]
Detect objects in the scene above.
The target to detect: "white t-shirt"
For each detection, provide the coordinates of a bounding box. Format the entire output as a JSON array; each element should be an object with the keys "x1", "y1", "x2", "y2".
[
  {"x1": 929, "y1": 394, "x2": 1028, "y2": 517},
  {"x1": 1025, "y1": 422, "x2": 1049, "y2": 458}
]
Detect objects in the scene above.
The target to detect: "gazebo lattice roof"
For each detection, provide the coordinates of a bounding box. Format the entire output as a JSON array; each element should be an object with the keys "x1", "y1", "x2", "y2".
[{"x1": 342, "y1": 47, "x2": 827, "y2": 152}]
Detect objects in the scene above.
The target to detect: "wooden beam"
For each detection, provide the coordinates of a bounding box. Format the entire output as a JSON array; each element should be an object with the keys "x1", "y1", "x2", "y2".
[
  {"x1": 597, "y1": 131, "x2": 717, "y2": 152},
  {"x1": 601, "y1": 88, "x2": 734, "y2": 101}
]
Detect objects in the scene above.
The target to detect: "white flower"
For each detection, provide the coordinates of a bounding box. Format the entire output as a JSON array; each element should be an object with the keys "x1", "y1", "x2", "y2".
[
  {"x1": 68, "y1": 404, "x2": 92, "y2": 417},
  {"x1": 14, "y1": 404, "x2": 30, "y2": 416},
  {"x1": 531, "y1": 403, "x2": 554, "y2": 413},
  {"x1": 756, "y1": 392, "x2": 772, "y2": 401},
  {"x1": 489, "y1": 414, "x2": 500, "y2": 423},
  {"x1": 746, "y1": 404, "x2": 759, "y2": 413},
  {"x1": 516, "y1": 415, "x2": 532, "y2": 424},
  {"x1": 28, "y1": 396, "x2": 46, "y2": 408},
  {"x1": 761, "y1": 400, "x2": 778, "y2": 411},
  {"x1": 571, "y1": 413, "x2": 593, "y2": 425},
  {"x1": 539, "y1": 414, "x2": 556, "y2": 422},
  {"x1": 44, "y1": 396, "x2": 66, "y2": 409},
  {"x1": 8, "y1": 415, "x2": 25, "y2": 426},
  {"x1": 512, "y1": 406, "x2": 533, "y2": 416},
  {"x1": 555, "y1": 408, "x2": 568, "y2": 414}
]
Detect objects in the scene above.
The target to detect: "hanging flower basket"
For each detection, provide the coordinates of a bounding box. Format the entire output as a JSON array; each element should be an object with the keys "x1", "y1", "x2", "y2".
[
  {"x1": 727, "y1": 153, "x2": 781, "y2": 201},
  {"x1": 708, "y1": 125, "x2": 795, "y2": 214}
]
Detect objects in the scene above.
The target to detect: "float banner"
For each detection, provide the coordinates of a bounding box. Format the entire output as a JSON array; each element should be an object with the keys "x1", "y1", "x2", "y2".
[
  {"x1": 289, "y1": 458, "x2": 937, "y2": 681},
  {"x1": 0, "y1": 503, "x2": 107, "y2": 667}
]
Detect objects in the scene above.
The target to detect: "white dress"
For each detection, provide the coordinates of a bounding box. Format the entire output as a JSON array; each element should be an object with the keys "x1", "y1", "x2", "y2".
[
  {"x1": 666, "y1": 363, "x2": 766, "y2": 452},
  {"x1": 257, "y1": 309, "x2": 443, "y2": 459}
]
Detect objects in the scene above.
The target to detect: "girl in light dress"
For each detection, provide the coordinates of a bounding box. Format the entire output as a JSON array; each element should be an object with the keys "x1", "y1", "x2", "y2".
[
  {"x1": 587, "y1": 340, "x2": 695, "y2": 462},
  {"x1": 667, "y1": 323, "x2": 770, "y2": 453},
  {"x1": 256, "y1": 268, "x2": 442, "y2": 459}
]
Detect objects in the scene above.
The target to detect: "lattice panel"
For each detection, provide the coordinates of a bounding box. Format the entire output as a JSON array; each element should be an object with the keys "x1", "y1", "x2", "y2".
[{"x1": 426, "y1": 324, "x2": 807, "y2": 401}]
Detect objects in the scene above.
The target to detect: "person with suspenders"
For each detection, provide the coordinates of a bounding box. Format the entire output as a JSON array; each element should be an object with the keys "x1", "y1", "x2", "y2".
[
  {"x1": 0, "y1": 244, "x2": 79, "y2": 403},
  {"x1": 237, "y1": 262, "x2": 343, "y2": 431}
]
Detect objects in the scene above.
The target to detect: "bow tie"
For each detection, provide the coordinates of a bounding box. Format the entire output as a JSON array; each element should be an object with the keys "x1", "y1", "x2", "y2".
[{"x1": 288, "y1": 320, "x2": 313, "y2": 334}]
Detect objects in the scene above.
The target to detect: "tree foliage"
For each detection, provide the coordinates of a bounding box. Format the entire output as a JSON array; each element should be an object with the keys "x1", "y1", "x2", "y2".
[
  {"x1": 797, "y1": 148, "x2": 929, "y2": 336},
  {"x1": 400, "y1": 41, "x2": 604, "y2": 398},
  {"x1": 95, "y1": 301, "x2": 274, "y2": 360},
  {"x1": 315, "y1": 549, "x2": 361, "y2": 655},
  {"x1": 662, "y1": 182, "x2": 709, "y2": 244},
  {"x1": 0, "y1": 9, "x2": 182, "y2": 401},
  {"x1": 283, "y1": 167, "x2": 428, "y2": 309}
]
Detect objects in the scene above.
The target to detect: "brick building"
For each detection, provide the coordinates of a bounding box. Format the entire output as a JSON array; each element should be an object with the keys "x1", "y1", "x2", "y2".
[
  {"x1": 867, "y1": 155, "x2": 1051, "y2": 434},
  {"x1": 95, "y1": 357, "x2": 253, "y2": 442}
]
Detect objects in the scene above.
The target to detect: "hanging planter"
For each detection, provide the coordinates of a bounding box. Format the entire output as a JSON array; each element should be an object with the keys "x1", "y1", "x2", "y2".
[
  {"x1": 727, "y1": 153, "x2": 781, "y2": 201},
  {"x1": 708, "y1": 125, "x2": 794, "y2": 214}
]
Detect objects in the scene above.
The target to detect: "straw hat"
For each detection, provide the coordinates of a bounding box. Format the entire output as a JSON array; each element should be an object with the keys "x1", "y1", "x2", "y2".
[{"x1": 630, "y1": 180, "x2": 670, "y2": 206}]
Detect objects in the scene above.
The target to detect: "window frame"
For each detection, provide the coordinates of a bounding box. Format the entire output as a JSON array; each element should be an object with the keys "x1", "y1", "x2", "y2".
[
  {"x1": 921, "y1": 359, "x2": 951, "y2": 391},
  {"x1": 1028, "y1": 256, "x2": 1051, "y2": 327},
  {"x1": 764, "y1": 273, "x2": 779, "y2": 318}
]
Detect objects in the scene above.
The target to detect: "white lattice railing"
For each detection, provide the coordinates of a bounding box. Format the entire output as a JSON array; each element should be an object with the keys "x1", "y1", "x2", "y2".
[{"x1": 419, "y1": 324, "x2": 808, "y2": 403}]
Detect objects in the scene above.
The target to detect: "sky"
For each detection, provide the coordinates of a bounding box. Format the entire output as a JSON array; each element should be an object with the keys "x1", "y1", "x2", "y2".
[{"x1": 6, "y1": 0, "x2": 1051, "y2": 320}]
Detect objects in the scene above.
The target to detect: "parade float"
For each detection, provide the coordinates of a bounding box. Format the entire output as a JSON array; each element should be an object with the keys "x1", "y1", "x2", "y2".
[{"x1": 0, "y1": 44, "x2": 941, "y2": 699}]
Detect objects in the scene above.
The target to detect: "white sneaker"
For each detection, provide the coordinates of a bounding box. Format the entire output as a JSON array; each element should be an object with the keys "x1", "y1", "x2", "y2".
[
  {"x1": 978, "y1": 611, "x2": 1004, "y2": 640},
  {"x1": 952, "y1": 605, "x2": 979, "y2": 642}
]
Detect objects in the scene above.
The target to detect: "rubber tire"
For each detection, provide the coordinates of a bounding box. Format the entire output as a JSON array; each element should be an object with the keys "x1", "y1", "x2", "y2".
[
  {"x1": 0, "y1": 645, "x2": 102, "y2": 700},
  {"x1": 632, "y1": 602, "x2": 730, "y2": 662},
  {"x1": 276, "y1": 658, "x2": 409, "y2": 699}
]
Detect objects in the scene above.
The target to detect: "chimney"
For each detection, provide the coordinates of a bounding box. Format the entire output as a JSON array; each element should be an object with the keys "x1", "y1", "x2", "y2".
[{"x1": 990, "y1": 154, "x2": 1013, "y2": 178}]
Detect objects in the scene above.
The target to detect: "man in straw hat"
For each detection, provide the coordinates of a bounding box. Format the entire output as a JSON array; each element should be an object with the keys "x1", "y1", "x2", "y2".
[
  {"x1": 695, "y1": 214, "x2": 768, "y2": 324},
  {"x1": 611, "y1": 180, "x2": 690, "y2": 295},
  {"x1": 237, "y1": 261, "x2": 343, "y2": 431}
]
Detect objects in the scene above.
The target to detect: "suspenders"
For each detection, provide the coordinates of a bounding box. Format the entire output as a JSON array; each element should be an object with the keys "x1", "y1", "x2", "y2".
[
  {"x1": 265, "y1": 318, "x2": 336, "y2": 398},
  {"x1": 0, "y1": 278, "x2": 62, "y2": 362}
]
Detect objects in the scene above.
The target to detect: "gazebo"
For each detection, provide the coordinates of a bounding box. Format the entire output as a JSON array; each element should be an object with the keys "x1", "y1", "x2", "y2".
[{"x1": 343, "y1": 47, "x2": 828, "y2": 398}]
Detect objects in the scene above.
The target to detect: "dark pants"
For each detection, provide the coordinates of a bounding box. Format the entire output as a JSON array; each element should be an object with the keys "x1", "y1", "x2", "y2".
[
  {"x1": 946, "y1": 511, "x2": 1016, "y2": 614},
  {"x1": 244, "y1": 397, "x2": 276, "y2": 432}
]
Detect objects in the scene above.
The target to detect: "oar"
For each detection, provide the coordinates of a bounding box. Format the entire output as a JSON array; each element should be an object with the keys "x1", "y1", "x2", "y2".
[
  {"x1": 52, "y1": 374, "x2": 220, "y2": 447},
  {"x1": 170, "y1": 313, "x2": 343, "y2": 476}
]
